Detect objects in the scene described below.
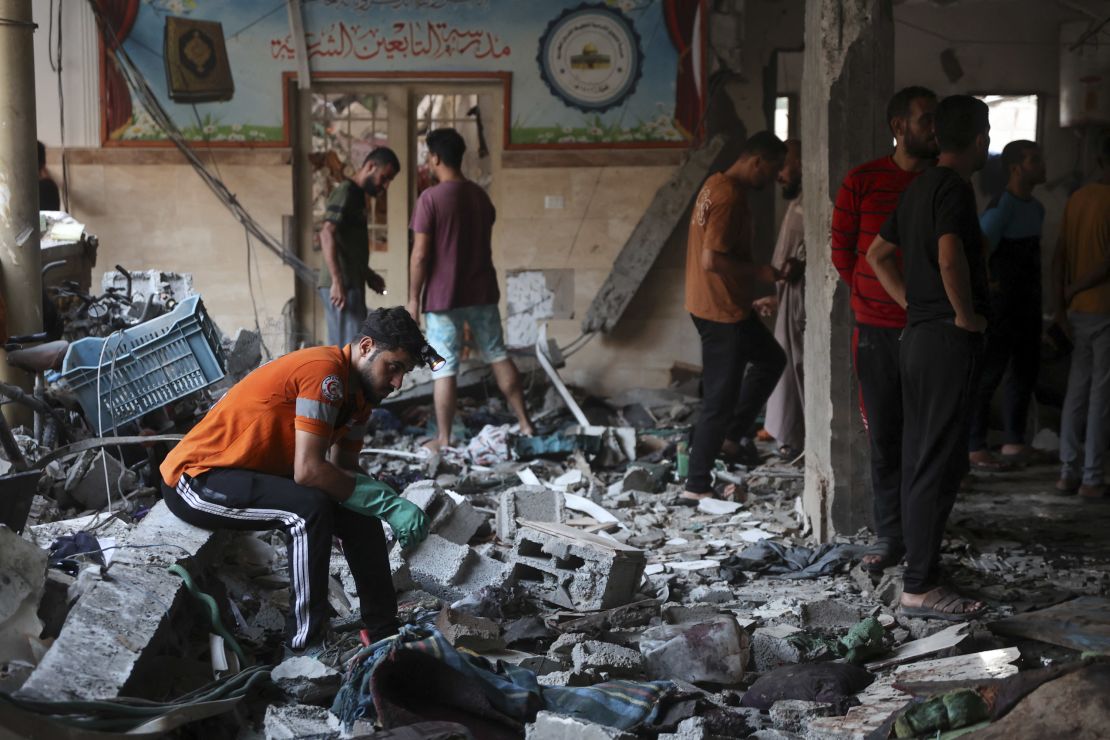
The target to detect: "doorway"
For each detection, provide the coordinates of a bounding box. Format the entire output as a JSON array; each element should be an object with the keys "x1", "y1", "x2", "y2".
[{"x1": 292, "y1": 79, "x2": 502, "y2": 345}]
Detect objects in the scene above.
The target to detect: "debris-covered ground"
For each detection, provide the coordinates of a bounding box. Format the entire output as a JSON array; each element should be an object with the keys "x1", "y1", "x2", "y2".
[{"x1": 1, "y1": 268, "x2": 1109, "y2": 738}]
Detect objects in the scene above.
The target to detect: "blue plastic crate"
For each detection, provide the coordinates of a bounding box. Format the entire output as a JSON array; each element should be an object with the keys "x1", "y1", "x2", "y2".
[{"x1": 60, "y1": 296, "x2": 227, "y2": 433}]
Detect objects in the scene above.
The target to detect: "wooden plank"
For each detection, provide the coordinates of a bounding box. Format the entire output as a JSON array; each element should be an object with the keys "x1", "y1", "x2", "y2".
[{"x1": 582, "y1": 134, "x2": 730, "y2": 333}]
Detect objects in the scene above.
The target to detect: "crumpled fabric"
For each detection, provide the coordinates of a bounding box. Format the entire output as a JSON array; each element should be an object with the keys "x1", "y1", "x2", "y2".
[
  {"x1": 786, "y1": 617, "x2": 890, "y2": 665},
  {"x1": 719, "y1": 541, "x2": 866, "y2": 580},
  {"x1": 466, "y1": 424, "x2": 512, "y2": 466},
  {"x1": 332, "y1": 624, "x2": 674, "y2": 736},
  {"x1": 893, "y1": 689, "x2": 989, "y2": 738},
  {"x1": 48, "y1": 531, "x2": 103, "y2": 575},
  {"x1": 739, "y1": 662, "x2": 875, "y2": 713}
]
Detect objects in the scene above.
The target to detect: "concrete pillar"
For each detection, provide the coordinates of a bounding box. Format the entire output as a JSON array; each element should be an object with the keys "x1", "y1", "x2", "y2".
[
  {"x1": 0, "y1": 0, "x2": 43, "y2": 426},
  {"x1": 801, "y1": 0, "x2": 893, "y2": 540}
]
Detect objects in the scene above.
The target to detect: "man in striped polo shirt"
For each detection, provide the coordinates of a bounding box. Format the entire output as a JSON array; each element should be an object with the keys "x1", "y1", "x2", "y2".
[{"x1": 831, "y1": 86, "x2": 938, "y2": 573}]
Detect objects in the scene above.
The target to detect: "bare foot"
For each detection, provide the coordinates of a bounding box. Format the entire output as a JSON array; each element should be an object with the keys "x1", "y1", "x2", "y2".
[
  {"x1": 1000, "y1": 443, "x2": 1033, "y2": 456},
  {"x1": 722, "y1": 483, "x2": 747, "y2": 503},
  {"x1": 422, "y1": 438, "x2": 448, "y2": 454},
  {"x1": 679, "y1": 490, "x2": 713, "y2": 501},
  {"x1": 519, "y1": 422, "x2": 536, "y2": 437}
]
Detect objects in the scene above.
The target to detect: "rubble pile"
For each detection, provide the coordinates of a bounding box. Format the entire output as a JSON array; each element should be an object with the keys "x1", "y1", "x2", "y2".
[{"x1": 1, "y1": 368, "x2": 1109, "y2": 739}]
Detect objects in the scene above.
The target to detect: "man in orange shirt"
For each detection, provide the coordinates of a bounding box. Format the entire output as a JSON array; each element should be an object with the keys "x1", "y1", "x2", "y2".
[
  {"x1": 160, "y1": 307, "x2": 439, "y2": 654},
  {"x1": 682, "y1": 131, "x2": 798, "y2": 501},
  {"x1": 1053, "y1": 134, "x2": 1110, "y2": 500}
]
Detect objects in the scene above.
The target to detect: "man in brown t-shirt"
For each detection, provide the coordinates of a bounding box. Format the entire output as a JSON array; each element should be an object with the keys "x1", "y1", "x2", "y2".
[{"x1": 683, "y1": 131, "x2": 797, "y2": 500}]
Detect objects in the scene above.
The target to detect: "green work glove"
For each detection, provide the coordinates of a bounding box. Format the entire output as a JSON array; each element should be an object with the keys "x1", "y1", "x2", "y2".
[{"x1": 343, "y1": 475, "x2": 430, "y2": 548}]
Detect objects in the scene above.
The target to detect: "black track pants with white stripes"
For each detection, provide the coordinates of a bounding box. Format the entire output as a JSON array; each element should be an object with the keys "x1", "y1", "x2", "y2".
[{"x1": 163, "y1": 469, "x2": 397, "y2": 649}]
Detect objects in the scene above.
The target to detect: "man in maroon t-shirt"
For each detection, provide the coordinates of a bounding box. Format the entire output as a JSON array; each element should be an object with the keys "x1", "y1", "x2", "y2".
[
  {"x1": 831, "y1": 86, "x2": 937, "y2": 573},
  {"x1": 407, "y1": 128, "x2": 535, "y2": 451}
]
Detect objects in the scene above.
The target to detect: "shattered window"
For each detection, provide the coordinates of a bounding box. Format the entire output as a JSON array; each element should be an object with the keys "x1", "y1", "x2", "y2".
[
  {"x1": 774, "y1": 96, "x2": 791, "y2": 143},
  {"x1": 976, "y1": 94, "x2": 1039, "y2": 154},
  {"x1": 310, "y1": 92, "x2": 390, "y2": 253},
  {"x1": 414, "y1": 93, "x2": 491, "y2": 196}
]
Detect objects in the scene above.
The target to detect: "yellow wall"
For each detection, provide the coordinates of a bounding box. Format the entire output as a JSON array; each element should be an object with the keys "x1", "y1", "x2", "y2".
[
  {"x1": 495, "y1": 165, "x2": 699, "y2": 394},
  {"x1": 65, "y1": 159, "x2": 295, "y2": 354},
  {"x1": 58, "y1": 156, "x2": 697, "y2": 395}
]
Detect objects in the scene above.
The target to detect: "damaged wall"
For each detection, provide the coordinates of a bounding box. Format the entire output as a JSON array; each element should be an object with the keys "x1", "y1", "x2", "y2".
[
  {"x1": 892, "y1": 0, "x2": 1096, "y2": 309},
  {"x1": 32, "y1": 0, "x2": 805, "y2": 395}
]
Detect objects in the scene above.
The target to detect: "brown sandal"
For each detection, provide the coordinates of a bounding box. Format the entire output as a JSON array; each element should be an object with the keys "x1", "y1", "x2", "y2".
[{"x1": 899, "y1": 587, "x2": 985, "y2": 622}]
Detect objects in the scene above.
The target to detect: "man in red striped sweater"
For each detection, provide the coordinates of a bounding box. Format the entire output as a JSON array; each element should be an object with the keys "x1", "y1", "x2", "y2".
[{"x1": 831, "y1": 86, "x2": 938, "y2": 574}]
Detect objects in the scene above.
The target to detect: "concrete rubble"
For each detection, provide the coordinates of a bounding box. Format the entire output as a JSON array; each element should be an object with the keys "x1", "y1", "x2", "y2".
[{"x1": 3, "y1": 365, "x2": 1108, "y2": 738}]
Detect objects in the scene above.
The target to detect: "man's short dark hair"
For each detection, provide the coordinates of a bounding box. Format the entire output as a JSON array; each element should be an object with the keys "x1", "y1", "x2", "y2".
[
  {"x1": 426, "y1": 128, "x2": 466, "y2": 170},
  {"x1": 936, "y1": 95, "x2": 990, "y2": 152},
  {"x1": 362, "y1": 146, "x2": 400, "y2": 172},
  {"x1": 738, "y1": 131, "x2": 787, "y2": 162},
  {"x1": 359, "y1": 307, "x2": 428, "y2": 364},
  {"x1": 1000, "y1": 139, "x2": 1037, "y2": 174},
  {"x1": 37, "y1": 140, "x2": 45, "y2": 169},
  {"x1": 887, "y1": 86, "x2": 937, "y2": 134}
]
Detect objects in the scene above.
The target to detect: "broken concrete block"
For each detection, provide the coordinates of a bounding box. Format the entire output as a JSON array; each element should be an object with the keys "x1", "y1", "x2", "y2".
[
  {"x1": 388, "y1": 547, "x2": 417, "y2": 592},
  {"x1": 271, "y1": 655, "x2": 341, "y2": 705},
  {"x1": 401, "y1": 535, "x2": 473, "y2": 600},
  {"x1": 525, "y1": 711, "x2": 637, "y2": 739},
  {"x1": 437, "y1": 497, "x2": 486, "y2": 546},
  {"x1": 435, "y1": 608, "x2": 503, "y2": 651},
  {"x1": 403, "y1": 481, "x2": 486, "y2": 545},
  {"x1": 751, "y1": 624, "x2": 804, "y2": 673},
  {"x1": 498, "y1": 485, "x2": 565, "y2": 541},
  {"x1": 548, "y1": 632, "x2": 589, "y2": 663},
  {"x1": 403, "y1": 480, "x2": 456, "y2": 533},
  {"x1": 768, "y1": 700, "x2": 835, "y2": 734},
  {"x1": 263, "y1": 703, "x2": 336, "y2": 739},
  {"x1": 453, "y1": 551, "x2": 510, "y2": 596},
  {"x1": 399, "y1": 536, "x2": 509, "y2": 601},
  {"x1": 640, "y1": 617, "x2": 749, "y2": 685},
  {"x1": 800, "y1": 599, "x2": 864, "y2": 630},
  {"x1": 571, "y1": 641, "x2": 645, "y2": 679},
  {"x1": 687, "y1": 585, "x2": 734, "y2": 604},
  {"x1": 0, "y1": 525, "x2": 47, "y2": 667},
  {"x1": 64, "y1": 450, "x2": 138, "y2": 510},
  {"x1": 16, "y1": 502, "x2": 221, "y2": 702},
  {"x1": 657, "y1": 717, "x2": 720, "y2": 740},
  {"x1": 511, "y1": 521, "x2": 645, "y2": 611},
  {"x1": 611, "y1": 466, "x2": 663, "y2": 495},
  {"x1": 661, "y1": 602, "x2": 727, "y2": 625}
]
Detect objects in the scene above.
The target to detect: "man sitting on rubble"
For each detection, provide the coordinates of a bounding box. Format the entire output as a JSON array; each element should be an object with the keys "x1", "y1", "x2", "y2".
[
  {"x1": 159, "y1": 307, "x2": 436, "y2": 655},
  {"x1": 681, "y1": 131, "x2": 800, "y2": 502}
]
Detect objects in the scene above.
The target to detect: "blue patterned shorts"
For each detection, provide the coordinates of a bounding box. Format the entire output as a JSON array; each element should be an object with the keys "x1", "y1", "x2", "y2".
[{"x1": 424, "y1": 304, "x2": 508, "y2": 379}]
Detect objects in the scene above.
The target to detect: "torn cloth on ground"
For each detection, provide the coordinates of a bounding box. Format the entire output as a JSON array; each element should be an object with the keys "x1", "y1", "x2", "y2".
[
  {"x1": 739, "y1": 663, "x2": 875, "y2": 713},
  {"x1": 720, "y1": 541, "x2": 866, "y2": 580},
  {"x1": 788, "y1": 618, "x2": 890, "y2": 665},
  {"x1": 892, "y1": 689, "x2": 989, "y2": 738},
  {"x1": 48, "y1": 531, "x2": 104, "y2": 575},
  {"x1": 467, "y1": 424, "x2": 512, "y2": 466},
  {"x1": 332, "y1": 625, "x2": 674, "y2": 737}
]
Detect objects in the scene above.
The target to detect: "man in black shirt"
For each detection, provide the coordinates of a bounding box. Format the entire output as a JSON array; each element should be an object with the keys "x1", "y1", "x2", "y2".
[{"x1": 866, "y1": 95, "x2": 990, "y2": 621}]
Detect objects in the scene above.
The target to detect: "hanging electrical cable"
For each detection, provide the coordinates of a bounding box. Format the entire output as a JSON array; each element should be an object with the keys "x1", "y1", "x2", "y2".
[{"x1": 85, "y1": 0, "x2": 316, "y2": 288}]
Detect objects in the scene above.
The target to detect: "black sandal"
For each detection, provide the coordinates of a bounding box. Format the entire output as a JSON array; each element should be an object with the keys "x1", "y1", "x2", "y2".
[{"x1": 861, "y1": 537, "x2": 905, "y2": 574}]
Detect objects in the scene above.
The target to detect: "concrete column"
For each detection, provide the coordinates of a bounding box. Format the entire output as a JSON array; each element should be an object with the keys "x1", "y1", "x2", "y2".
[
  {"x1": 801, "y1": 0, "x2": 893, "y2": 540},
  {"x1": 0, "y1": 0, "x2": 43, "y2": 426}
]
